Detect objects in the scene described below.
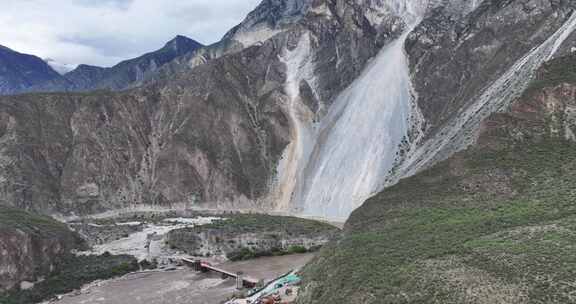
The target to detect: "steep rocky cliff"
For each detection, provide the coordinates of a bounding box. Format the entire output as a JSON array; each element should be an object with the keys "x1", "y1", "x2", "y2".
[
  {"x1": 297, "y1": 52, "x2": 576, "y2": 303},
  {"x1": 398, "y1": 0, "x2": 576, "y2": 177},
  {"x1": 0, "y1": 206, "x2": 82, "y2": 292},
  {"x1": 0, "y1": 80, "x2": 287, "y2": 215},
  {"x1": 1, "y1": 0, "x2": 575, "y2": 221},
  {"x1": 0, "y1": 0, "x2": 409, "y2": 216}
]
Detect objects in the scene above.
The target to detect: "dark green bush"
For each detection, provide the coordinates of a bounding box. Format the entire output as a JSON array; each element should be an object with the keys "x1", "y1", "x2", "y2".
[
  {"x1": 287, "y1": 245, "x2": 308, "y2": 254},
  {"x1": 227, "y1": 248, "x2": 257, "y2": 261},
  {"x1": 227, "y1": 245, "x2": 311, "y2": 261}
]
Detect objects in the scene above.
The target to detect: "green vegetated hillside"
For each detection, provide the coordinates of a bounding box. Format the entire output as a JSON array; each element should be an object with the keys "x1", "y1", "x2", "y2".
[
  {"x1": 0, "y1": 206, "x2": 79, "y2": 237},
  {"x1": 297, "y1": 54, "x2": 576, "y2": 304},
  {"x1": 195, "y1": 213, "x2": 338, "y2": 235},
  {"x1": 529, "y1": 52, "x2": 576, "y2": 93},
  {"x1": 0, "y1": 207, "x2": 138, "y2": 304},
  {"x1": 0, "y1": 254, "x2": 139, "y2": 304},
  {"x1": 166, "y1": 214, "x2": 339, "y2": 261}
]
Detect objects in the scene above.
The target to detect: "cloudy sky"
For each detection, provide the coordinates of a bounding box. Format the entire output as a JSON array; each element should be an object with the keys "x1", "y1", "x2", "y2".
[{"x1": 0, "y1": 0, "x2": 261, "y2": 70}]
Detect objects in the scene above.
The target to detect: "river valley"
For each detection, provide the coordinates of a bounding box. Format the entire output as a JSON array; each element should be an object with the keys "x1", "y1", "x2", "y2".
[{"x1": 45, "y1": 254, "x2": 315, "y2": 304}]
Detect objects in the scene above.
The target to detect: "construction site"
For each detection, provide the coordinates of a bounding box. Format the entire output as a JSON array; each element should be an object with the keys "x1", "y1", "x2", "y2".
[{"x1": 183, "y1": 258, "x2": 303, "y2": 304}]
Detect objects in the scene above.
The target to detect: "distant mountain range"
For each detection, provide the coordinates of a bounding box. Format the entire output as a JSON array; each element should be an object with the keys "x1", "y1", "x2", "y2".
[
  {"x1": 0, "y1": 35, "x2": 203, "y2": 95},
  {"x1": 0, "y1": 45, "x2": 61, "y2": 95}
]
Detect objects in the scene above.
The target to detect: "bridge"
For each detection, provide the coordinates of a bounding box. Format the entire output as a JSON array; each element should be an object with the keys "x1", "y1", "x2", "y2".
[{"x1": 181, "y1": 258, "x2": 259, "y2": 289}]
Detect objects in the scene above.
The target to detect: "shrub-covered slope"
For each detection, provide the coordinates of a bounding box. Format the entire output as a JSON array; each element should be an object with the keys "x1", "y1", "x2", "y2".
[
  {"x1": 0, "y1": 206, "x2": 83, "y2": 292},
  {"x1": 297, "y1": 54, "x2": 576, "y2": 304},
  {"x1": 0, "y1": 207, "x2": 138, "y2": 304},
  {"x1": 167, "y1": 214, "x2": 338, "y2": 260},
  {"x1": 0, "y1": 254, "x2": 138, "y2": 304}
]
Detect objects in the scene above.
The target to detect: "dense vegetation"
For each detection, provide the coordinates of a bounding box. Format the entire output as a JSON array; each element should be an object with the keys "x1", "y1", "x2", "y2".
[
  {"x1": 299, "y1": 138, "x2": 576, "y2": 303},
  {"x1": 0, "y1": 254, "x2": 138, "y2": 304},
  {"x1": 0, "y1": 206, "x2": 81, "y2": 240},
  {"x1": 198, "y1": 213, "x2": 338, "y2": 236},
  {"x1": 227, "y1": 245, "x2": 312, "y2": 261},
  {"x1": 528, "y1": 53, "x2": 576, "y2": 93}
]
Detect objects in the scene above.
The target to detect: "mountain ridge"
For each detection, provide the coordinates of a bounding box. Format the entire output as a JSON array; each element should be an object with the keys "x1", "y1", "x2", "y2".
[
  {"x1": 32, "y1": 35, "x2": 204, "y2": 92},
  {"x1": 0, "y1": 44, "x2": 61, "y2": 95}
]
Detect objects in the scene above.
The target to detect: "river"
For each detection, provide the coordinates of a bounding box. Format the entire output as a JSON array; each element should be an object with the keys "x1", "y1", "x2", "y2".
[{"x1": 46, "y1": 253, "x2": 315, "y2": 304}]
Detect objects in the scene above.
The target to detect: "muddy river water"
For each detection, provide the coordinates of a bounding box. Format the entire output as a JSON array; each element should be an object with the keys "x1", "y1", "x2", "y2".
[{"x1": 48, "y1": 254, "x2": 315, "y2": 304}]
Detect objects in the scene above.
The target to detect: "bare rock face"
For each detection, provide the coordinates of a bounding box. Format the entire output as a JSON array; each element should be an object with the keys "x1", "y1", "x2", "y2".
[
  {"x1": 0, "y1": 0, "x2": 406, "y2": 216},
  {"x1": 0, "y1": 59, "x2": 289, "y2": 215},
  {"x1": 392, "y1": 0, "x2": 576, "y2": 180},
  {"x1": 69, "y1": 222, "x2": 144, "y2": 246},
  {"x1": 408, "y1": 0, "x2": 575, "y2": 130},
  {"x1": 0, "y1": 206, "x2": 82, "y2": 292},
  {"x1": 1, "y1": 0, "x2": 576, "y2": 219}
]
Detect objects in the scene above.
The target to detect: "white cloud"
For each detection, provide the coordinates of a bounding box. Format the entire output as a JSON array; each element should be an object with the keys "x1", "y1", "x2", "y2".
[{"x1": 0, "y1": 0, "x2": 261, "y2": 68}]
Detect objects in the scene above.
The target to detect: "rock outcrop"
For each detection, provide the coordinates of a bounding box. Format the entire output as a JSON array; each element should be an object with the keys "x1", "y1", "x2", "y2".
[
  {"x1": 0, "y1": 206, "x2": 83, "y2": 292},
  {"x1": 166, "y1": 214, "x2": 338, "y2": 259},
  {"x1": 69, "y1": 221, "x2": 144, "y2": 246}
]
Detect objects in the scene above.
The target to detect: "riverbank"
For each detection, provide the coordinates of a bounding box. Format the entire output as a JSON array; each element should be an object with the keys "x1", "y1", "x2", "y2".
[
  {"x1": 45, "y1": 253, "x2": 315, "y2": 304},
  {"x1": 166, "y1": 214, "x2": 338, "y2": 261},
  {"x1": 3, "y1": 210, "x2": 331, "y2": 303}
]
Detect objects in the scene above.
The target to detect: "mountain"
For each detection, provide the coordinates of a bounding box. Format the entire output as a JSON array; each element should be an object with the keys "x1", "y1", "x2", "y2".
[
  {"x1": 0, "y1": 45, "x2": 61, "y2": 94},
  {"x1": 33, "y1": 35, "x2": 204, "y2": 92},
  {"x1": 0, "y1": 0, "x2": 574, "y2": 218},
  {"x1": 2, "y1": 0, "x2": 576, "y2": 301},
  {"x1": 0, "y1": 0, "x2": 406, "y2": 215},
  {"x1": 147, "y1": 0, "x2": 317, "y2": 85},
  {"x1": 298, "y1": 51, "x2": 576, "y2": 304}
]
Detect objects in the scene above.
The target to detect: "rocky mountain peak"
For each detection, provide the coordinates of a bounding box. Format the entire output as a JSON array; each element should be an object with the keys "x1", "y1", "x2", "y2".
[
  {"x1": 162, "y1": 35, "x2": 204, "y2": 53},
  {"x1": 222, "y1": 0, "x2": 311, "y2": 47},
  {"x1": 24, "y1": 35, "x2": 204, "y2": 93},
  {"x1": 70, "y1": 64, "x2": 103, "y2": 73}
]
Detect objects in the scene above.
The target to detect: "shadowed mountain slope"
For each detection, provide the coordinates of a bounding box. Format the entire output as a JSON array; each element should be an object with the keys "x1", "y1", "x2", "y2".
[{"x1": 0, "y1": 45, "x2": 60, "y2": 95}]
